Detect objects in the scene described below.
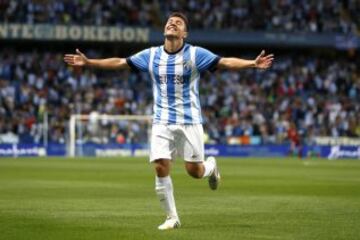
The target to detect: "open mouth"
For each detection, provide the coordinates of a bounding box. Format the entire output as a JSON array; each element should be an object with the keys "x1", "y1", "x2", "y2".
[{"x1": 167, "y1": 25, "x2": 177, "y2": 31}]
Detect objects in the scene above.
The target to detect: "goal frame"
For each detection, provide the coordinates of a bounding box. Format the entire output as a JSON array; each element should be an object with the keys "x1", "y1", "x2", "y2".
[{"x1": 68, "y1": 114, "x2": 152, "y2": 157}]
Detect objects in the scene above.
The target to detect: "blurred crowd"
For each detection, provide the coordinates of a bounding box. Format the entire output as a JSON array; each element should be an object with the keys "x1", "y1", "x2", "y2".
[
  {"x1": 0, "y1": 0, "x2": 359, "y2": 34},
  {"x1": 0, "y1": 49, "x2": 359, "y2": 145},
  {"x1": 201, "y1": 54, "x2": 360, "y2": 144}
]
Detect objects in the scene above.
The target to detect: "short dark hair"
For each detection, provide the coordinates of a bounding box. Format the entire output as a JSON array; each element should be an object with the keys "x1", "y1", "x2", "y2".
[{"x1": 168, "y1": 12, "x2": 189, "y2": 31}]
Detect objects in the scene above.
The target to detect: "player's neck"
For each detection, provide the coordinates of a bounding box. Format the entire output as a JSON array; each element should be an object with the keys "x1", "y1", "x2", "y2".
[{"x1": 164, "y1": 38, "x2": 184, "y2": 54}]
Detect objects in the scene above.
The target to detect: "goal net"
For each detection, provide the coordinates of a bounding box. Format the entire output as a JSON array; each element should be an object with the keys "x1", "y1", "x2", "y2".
[{"x1": 68, "y1": 112, "x2": 152, "y2": 157}]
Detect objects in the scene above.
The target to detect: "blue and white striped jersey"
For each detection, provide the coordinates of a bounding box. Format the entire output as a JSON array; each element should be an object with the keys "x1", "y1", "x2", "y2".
[{"x1": 126, "y1": 43, "x2": 220, "y2": 124}]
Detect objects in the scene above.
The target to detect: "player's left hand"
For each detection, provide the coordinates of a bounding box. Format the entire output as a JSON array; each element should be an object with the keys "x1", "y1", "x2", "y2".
[{"x1": 255, "y1": 50, "x2": 274, "y2": 69}]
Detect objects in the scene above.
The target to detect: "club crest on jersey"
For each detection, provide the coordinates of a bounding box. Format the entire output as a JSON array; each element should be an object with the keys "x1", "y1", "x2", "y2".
[
  {"x1": 159, "y1": 75, "x2": 167, "y2": 84},
  {"x1": 183, "y1": 60, "x2": 193, "y2": 70},
  {"x1": 174, "y1": 74, "x2": 184, "y2": 84}
]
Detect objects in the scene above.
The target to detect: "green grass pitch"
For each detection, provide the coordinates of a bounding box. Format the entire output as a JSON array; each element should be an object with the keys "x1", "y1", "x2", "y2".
[{"x1": 0, "y1": 157, "x2": 359, "y2": 240}]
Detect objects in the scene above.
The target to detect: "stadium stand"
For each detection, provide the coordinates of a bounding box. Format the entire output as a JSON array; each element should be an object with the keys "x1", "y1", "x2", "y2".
[
  {"x1": 0, "y1": 49, "x2": 359, "y2": 144},
  {"x1": 0, "y1": 0, "x2": 359, "y2": 33}
]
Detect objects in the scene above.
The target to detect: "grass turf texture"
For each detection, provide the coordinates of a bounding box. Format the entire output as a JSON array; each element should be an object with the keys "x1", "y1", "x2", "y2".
[{"x1": 0, "y1": 157, "x2": 359, "y2": 240}]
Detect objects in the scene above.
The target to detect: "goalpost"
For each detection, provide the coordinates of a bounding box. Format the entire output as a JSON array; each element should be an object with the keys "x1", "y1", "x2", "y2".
[{"x1": 69, "y1": 113, "x2": 152, "y2": 157}]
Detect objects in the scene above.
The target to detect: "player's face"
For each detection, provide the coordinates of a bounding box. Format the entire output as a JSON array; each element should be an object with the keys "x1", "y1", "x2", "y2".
[{"x1": 164, "y1": 16, "x2": 187, "y2": 39}]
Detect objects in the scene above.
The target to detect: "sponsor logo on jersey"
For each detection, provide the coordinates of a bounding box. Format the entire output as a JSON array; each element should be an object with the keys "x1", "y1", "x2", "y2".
[{"x1": 159, "y1": 75, "x2": 184, "y2": 84}]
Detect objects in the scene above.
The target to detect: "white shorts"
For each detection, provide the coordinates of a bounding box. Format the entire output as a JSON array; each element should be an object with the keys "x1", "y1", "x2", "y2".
[{"x1": 150, "y1": 124, "x2": 204, "y2": 163}]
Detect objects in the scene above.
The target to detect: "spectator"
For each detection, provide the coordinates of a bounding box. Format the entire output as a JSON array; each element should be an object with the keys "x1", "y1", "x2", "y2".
[
  {"x1": 0, "y1": 49, "x2": 359, "y2": 145},
  {"x1": 0, "y1": 0, "x2": 359, "y2": 34}
]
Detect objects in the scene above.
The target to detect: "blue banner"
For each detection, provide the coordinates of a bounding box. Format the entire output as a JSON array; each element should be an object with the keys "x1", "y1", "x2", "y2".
[
  {"x1": 204, "y1": 145, "x2": 290, "y2": 157},
  {"x1": 76, "y1": 143, "x2": 149, "y2": 157},
  {"x1": 0, "y1": 144, "x2": 47, "y2": 157},
  {"x1": 0, "y1": 143, "x2": 359, "y2": 159},
  {"x1": 321, "y1": 145, "x2": 360, "y2": 159}
]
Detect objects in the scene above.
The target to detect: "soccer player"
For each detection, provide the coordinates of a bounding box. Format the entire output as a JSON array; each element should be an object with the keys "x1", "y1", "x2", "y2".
[{"x1": 64, "y1": 12, "x2": 274, "y2": 230}]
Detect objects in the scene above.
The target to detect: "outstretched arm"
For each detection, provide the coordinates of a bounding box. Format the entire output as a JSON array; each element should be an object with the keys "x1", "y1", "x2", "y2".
[
  {"x1": 64, "y1": 49, "x2": 130, "y2": 70},
  {"x1": 217, "y1": 50, "x2": 274, "y2": 70}
]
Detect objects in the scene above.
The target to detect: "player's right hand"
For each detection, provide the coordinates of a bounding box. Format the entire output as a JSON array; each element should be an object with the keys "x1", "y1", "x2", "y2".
[{"x1": 64, "y1": 49, "x2": 88, "y2": 66}]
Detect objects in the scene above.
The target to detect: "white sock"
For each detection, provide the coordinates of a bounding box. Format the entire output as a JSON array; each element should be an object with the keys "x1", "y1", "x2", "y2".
[
  {"x1": 202, "y1": 159, "x2": 215, "y2": 178},
  {"x1": 155, "y1": 176, "x2": 178, "y2": 219}
]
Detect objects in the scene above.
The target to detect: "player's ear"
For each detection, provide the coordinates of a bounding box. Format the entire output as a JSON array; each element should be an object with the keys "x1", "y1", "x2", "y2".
[{"x1": 183, "y1": 32, "x2": 188, "y2": 39}]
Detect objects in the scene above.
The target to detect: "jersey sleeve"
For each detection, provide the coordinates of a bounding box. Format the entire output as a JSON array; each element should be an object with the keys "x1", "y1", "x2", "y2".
[
  {"x1": 195, "y1": 47, "x2": 220, "y2": 72},
  {"x1": 126, "y1": 48, "x2": 150, "y2": 72}
]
